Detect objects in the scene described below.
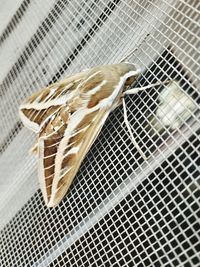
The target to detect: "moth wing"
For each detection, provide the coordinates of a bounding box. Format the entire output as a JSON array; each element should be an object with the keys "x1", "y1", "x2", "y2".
[
  {"x1": 19, "y1": 72, "x2": 86, "y2": 133},
  {"x1": 38, "y1": 106, "x2": 110, "y2": 207}
]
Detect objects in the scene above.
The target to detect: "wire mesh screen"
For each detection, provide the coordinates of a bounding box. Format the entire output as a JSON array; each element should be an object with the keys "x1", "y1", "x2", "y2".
[{"x1": 0, "y1": 0, "x2": 199, "y2": 266}]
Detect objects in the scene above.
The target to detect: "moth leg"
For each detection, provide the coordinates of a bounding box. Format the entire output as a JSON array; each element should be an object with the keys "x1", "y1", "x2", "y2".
[
  {"x1": 29, "y1": 142, "x2": 38, "y2": 156},
  {"x1": 123, "y1": 80, "x2": 172, "y2": 96},
  {"x1": 122, "y1": 98, "x2": 147, "y2": 160}
]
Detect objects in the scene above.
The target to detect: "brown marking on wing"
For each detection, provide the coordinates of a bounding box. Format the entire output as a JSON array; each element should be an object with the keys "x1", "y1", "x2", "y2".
[
  {"x1": 68, "y1": 131, "x2": 86, "y2": 148},
  {"x1": 39, "y1": 106, "x2": 70, "y2": 138},
  {"x1": 25, "y1": 87, "x2": 50, "y2": 104},
  {"x1": 22, "y1": 106, "x2": 60, "y2": 126},
  {"x1": 45, "y1": 175, "x2": 54, "y2": 187},
  {"x1": 47, "y1": 106, "x2": 110, "y2": 207},
  {"x1": 63, "y1": 143, "x2": 74, "y2": 156},
  {"x1": 24, "y1": 71, "x2": 86, "y2": 105},
  {"x1": 44, "y1": 155, "x2": 55, "y2": 168},
  {"x1": 38, "y1": 104, "x2": 71, "y2": 203},
  {"x1": 52, "y1": 82, "x2": 77, "y2": 99},
  {"x1": 58, "y1": 111, "x2": 99, "y2": 172},
  {"x1": 46, "y1": 185, "x2": 52, "y2": 198},
  {"x1": 45, "y1": 165, "x2": 55, "y2": 179},
  {"x1": 45, "y1": 82, "x2": 110, "y2": 206},
  {"x1": 19, "y1": 71, "x2": 88, "y2": 132},
  {"x1": 87, "y1": 97, "x2": 100, "y2": 108},
  {"x1": 38, "y1": 89, "x2": 50, "y2": 103},
  {"x1": 43, "y1": 138, "x2": 59, "y2": 156},
  {"x1": 58, "y1": 153, "x2": 77, "y2": 189},
  {"x1": 81, "y1": 72, "x2": 103, "y2": 93},
  {"x1": 85, "y1": 80, "x2": 118, "y2": 108},
  {"x1": 42, "y1": 138, "x2": 59, "y2": 201},
  {"x1": 65, "y1": 110, "x2": 99, "y2": 150},
  {"x1": 61, "y1": 153, "x2": 76, "y2": 169},
  {"x1": 57, "y1": 174, "x2": 69, "y2": 192},
  {"x1": 76, "y1": 110, "x2": 98, "y2": 130},
  {"x1": 42, "y1": 122, "x2": 66, "y2": 139}
]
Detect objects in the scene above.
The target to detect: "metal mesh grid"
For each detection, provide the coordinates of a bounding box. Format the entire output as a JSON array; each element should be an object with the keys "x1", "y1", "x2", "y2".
[{"x1": 0, "y1": 0, "x2": 199, "y2": 266}]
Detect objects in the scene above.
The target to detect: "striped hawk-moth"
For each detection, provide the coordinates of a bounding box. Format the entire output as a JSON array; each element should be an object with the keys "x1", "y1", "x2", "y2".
[{"x1": 19, "y1": 63, "x2": 143, "y2": 207}]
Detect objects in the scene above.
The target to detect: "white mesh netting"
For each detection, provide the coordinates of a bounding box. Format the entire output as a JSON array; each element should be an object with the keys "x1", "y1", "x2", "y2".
[{"x1": 0, "y1": 0, "x2": 199, "y2": 266}]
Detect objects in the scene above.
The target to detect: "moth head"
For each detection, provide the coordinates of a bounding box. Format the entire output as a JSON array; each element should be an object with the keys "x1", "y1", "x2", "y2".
[{"x1": 117, "y1": 62, "x2": 141, "y2": 86}]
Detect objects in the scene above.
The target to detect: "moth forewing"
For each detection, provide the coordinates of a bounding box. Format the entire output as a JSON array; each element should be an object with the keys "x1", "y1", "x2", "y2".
[
  {"x1": 19, "y1": 63, "x2": 141, "y2": 207},
  {"x1": 49, "y1": 64, "x2": 141, "y2": 207},
  {"x1": 47, "y1": 108, "x2": 110, "y2": 207},
  {"x1": 19, "y1": 71, "x2": 88, "y2": 133}
]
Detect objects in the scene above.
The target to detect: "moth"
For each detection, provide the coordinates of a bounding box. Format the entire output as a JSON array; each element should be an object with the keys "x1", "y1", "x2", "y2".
[{"x1": 19, "y1": 62, "x2": 156, "y2": 207}]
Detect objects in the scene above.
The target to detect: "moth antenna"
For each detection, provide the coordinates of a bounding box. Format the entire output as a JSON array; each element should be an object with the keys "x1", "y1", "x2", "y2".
[
  {"x1": 123, "y1": 80, "x2": 173, "y2": 96},
  {"x1": 120, "y1": 33, "x2": 150, "y2": 63},
  {"x1": 122, "y1": 98, "x2": 147, "y2": 160}
]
